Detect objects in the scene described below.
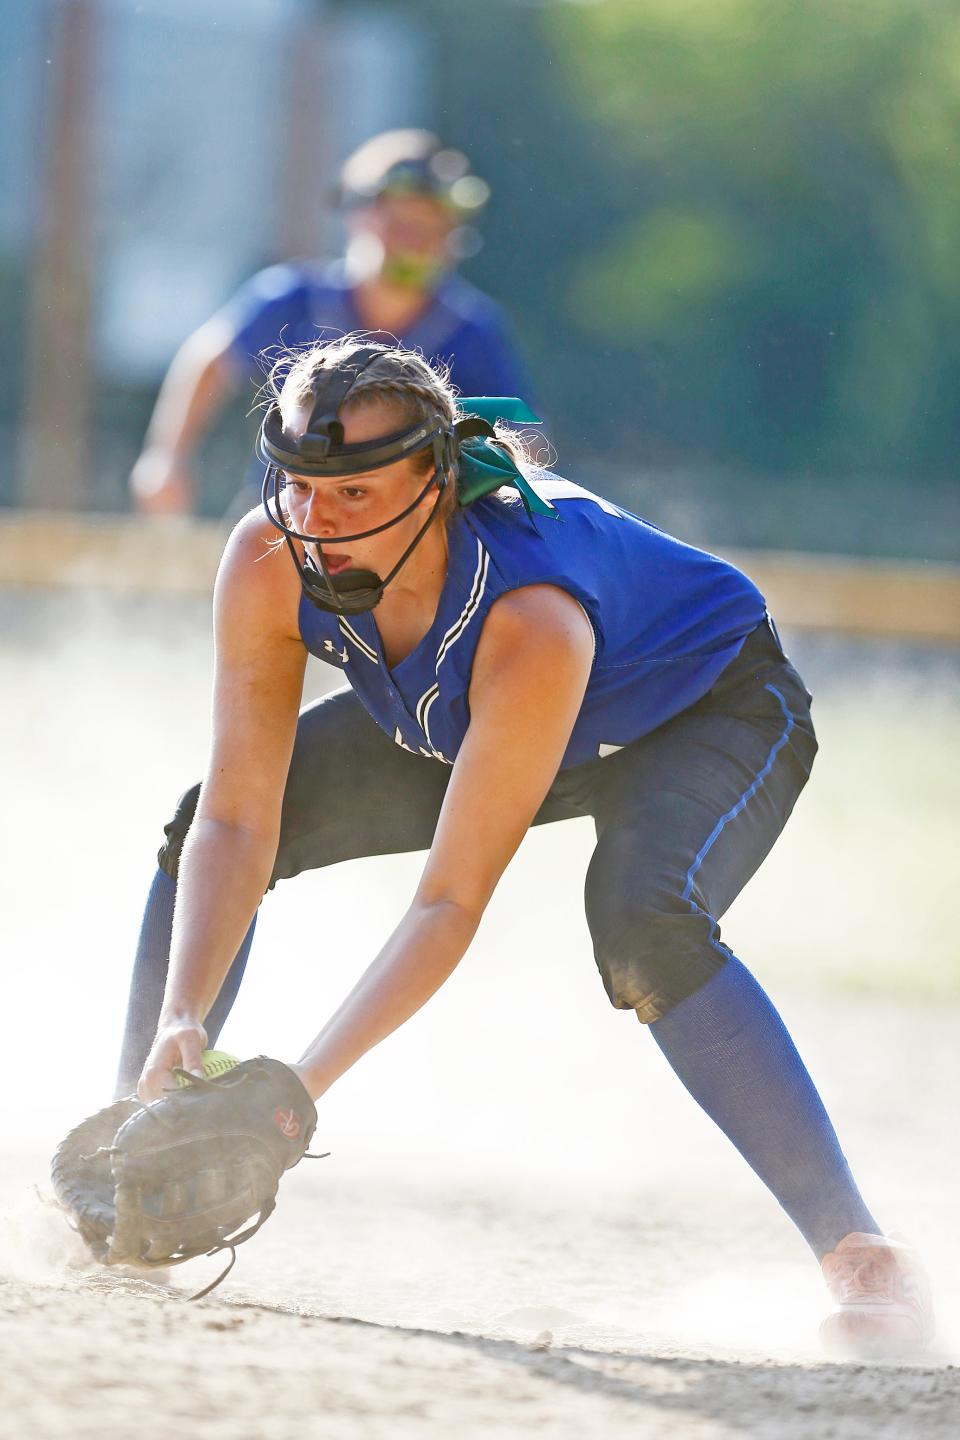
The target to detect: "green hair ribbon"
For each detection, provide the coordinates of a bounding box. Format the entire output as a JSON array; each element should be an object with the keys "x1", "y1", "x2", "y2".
[{"x1": 455, "y1": 397, "x2": 558, "y2": 519}]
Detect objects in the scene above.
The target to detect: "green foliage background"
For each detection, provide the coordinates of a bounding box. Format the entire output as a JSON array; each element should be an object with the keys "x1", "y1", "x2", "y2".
[
  {"x1": 410, "y1": 0, "x2": 960, "y2": 556},
  {"x1": 10, "y1": 0, "x2": 960, "y2": 558}
]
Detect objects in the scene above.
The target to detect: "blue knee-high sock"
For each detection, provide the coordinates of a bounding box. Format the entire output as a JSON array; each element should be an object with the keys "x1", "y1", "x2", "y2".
[
  {"x1": 649, "y1": 956, "x2": 879, "y2": 1258},
  {"x1": 113, "y1": 867, "x2": 256, "y2": 1097}
]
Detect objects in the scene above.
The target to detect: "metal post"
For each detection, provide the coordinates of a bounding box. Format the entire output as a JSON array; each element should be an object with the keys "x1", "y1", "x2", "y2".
[
  {"x1": 276, "y1": 2, "x2": 338, "y2": 263},
  {"x1": 21, "y1": 0, "x2": 97, "y2": 511}
]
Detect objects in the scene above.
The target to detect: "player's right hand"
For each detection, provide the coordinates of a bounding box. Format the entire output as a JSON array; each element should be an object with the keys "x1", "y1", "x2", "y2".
[
  {"x1": 138, "y1": 1018, "x2": 208, "y2": 1101},
  {"x1": 129, "y1": 449, "x2": 194, "y2": 516}
]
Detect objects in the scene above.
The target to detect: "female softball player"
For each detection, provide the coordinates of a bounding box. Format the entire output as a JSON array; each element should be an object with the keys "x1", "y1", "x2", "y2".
[{"x1": 117, "y1": 339, "x2": 932, "y2": 1355}]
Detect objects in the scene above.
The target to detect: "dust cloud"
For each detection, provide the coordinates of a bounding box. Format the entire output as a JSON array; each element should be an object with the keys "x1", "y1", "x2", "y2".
[{"x1": 2, "y1": 588, "x2": 958, "y2": 1369}]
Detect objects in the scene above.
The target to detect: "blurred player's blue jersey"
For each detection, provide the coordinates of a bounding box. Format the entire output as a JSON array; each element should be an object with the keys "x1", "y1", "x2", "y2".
[
  {"x1": 297, "y1": 476, "x2": 768, "y2": 769},
  {"x1": 218, "y1": 259, "x2": 533, "y2": 400}
]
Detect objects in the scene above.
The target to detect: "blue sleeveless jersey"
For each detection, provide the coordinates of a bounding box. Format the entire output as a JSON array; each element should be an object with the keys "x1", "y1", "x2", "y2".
[
  {"x1": 297, "y1": 477, "x2": 767, "y2": 770},
  {"x1": 220, "y1": 261, "x2": 533, "y2": 402}
]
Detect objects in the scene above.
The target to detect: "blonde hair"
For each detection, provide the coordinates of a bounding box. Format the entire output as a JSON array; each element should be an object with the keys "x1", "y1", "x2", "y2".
[{"x1": 266, "y1": 336, "x2": 534, "y2": 521}]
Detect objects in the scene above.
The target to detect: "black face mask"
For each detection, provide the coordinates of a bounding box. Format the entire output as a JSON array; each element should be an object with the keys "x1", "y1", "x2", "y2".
[{"x1": 257, "y1": 344, "x2": 456, "y2": 616}]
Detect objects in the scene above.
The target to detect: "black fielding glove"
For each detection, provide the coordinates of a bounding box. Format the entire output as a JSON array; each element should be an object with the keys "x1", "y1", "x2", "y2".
[{"x1": 51, "y1": 1057, "x2": 319, "y2": 1291}]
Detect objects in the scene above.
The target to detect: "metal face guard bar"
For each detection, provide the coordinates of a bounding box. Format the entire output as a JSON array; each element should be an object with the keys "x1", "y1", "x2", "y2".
[
  {"x1": 255, "y1": 342, "x2": 457, "y2": 614},
  {"x1": 261, "y1": 457, "x2": 449, "y2": 616}
]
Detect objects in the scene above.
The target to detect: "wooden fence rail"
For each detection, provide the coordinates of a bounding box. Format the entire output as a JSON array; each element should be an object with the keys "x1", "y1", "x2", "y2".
[{"x1": 1, "y1": 511, "x2": 957, "y2": 642}]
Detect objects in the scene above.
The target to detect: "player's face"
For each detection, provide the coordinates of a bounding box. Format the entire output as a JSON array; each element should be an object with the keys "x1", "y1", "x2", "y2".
[
  {"x1": 276, "y1": 397, "x2": 441, "y2": 583},
  {"x1": 364, "y1": 193, "x2": 456, "y2": 263}
]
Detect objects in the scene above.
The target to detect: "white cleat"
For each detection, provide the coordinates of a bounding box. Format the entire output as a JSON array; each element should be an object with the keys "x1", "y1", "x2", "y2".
[{"x1": 820, "y1": 1231, "x2": 934, "y2": 1358}]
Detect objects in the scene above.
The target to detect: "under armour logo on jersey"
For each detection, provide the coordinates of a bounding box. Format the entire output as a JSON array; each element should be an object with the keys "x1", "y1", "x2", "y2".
[{"x1": 322, "y1": 639, "x2": 349, "y2": 662}]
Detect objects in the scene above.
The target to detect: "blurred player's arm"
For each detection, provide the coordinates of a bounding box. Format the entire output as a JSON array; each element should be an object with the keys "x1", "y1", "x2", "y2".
[
  {"x1": 292, "y1": 585, "x2": 594, "y2": 1101},
  {"x1": 131, "y1": 266, "x2": 309, "y2": 516},
  {"x1": 129, "y1": 316, "x2": 239, "y2": 516}
]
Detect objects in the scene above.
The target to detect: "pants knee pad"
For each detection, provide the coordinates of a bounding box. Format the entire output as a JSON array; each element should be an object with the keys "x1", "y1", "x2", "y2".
[
  {"x1": 156, "y1": 782, "x2": 201, "y2": 881},
  {"x1": 588, "y1": 893, "x2": 730, "y2": 1022}
]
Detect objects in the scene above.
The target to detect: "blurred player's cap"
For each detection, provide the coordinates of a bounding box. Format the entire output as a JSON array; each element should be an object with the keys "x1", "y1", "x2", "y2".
[{"x1": 339, "y1": 129, "x2": 490, "y2": 216}]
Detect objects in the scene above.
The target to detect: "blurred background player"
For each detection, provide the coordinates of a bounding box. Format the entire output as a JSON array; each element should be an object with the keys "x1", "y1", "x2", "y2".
[{"x1": 129, "y1": 129, "x2": 533, "y2": 516}]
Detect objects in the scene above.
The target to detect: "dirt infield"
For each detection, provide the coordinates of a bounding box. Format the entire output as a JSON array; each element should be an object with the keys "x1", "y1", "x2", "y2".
[
  {"x1": 3, "y1": 993, "x2": 958, "y2": 1440},
  {"x1": 2, "y1": 1273, "x2": 957, "y2": 1440},
  {"x1": 2, "y1": 599, "x2": 958, "y2": 1435}
]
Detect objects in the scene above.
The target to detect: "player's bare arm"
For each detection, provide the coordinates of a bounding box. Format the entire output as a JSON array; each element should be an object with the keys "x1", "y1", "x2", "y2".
[
  {"x1": 138, "y1": 512, "x2": 306, "y2": 1098},
  {"x1": 291, "y1": 585, "x2": 594, "y2": 1101},
  {"x1": 129, "y1": 317, "x2": 238, "y2": 515}
]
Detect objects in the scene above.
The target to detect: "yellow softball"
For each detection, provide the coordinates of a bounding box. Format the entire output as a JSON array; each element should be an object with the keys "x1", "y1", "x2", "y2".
[{"x1": 175, "y1": 1049, "x2": 240, "y2": 1086}]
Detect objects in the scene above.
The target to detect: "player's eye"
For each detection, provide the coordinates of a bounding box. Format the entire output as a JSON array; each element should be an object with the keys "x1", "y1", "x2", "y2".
[{"x1": 340, "y1": 486, "x2": 367, "y2": 499}]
